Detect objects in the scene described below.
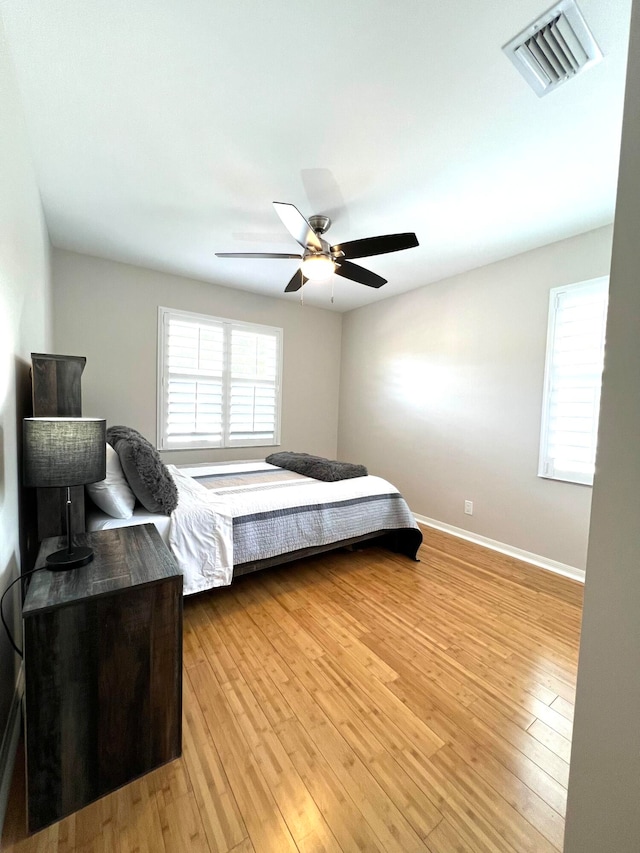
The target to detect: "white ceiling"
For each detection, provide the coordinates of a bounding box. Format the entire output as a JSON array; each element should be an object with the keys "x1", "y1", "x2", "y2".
[{"x1": 1, "y1": 0, "x2": 632, "y2": 312}]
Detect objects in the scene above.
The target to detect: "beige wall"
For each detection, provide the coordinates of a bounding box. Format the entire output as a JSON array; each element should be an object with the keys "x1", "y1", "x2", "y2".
[
  {"x1": 338, "y1": 225, "x2": 613, "y2": 570},
  {"x1": 564, "y1": 2, "x2": 640, "y2": 848},
  {"x1": 52, "y1": 250, "x2": 342, "y2": 464},
  {"x1": 0, "y1": 9, "x2": 51, "y2": 791}
]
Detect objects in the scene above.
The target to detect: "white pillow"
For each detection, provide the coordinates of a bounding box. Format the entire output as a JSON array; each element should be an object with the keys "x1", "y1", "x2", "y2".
[{"x1": 85, "y1": 444, "x2": 136, "y2": 518}]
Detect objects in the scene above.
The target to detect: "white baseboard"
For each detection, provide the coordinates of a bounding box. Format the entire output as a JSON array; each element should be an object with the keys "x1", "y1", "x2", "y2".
[
  {"x1": 413, "y1": 514, "x2": 585, "y2": 583},
  {"x1": 0, "y1": 663, "x2": 24, "y2": 838}
]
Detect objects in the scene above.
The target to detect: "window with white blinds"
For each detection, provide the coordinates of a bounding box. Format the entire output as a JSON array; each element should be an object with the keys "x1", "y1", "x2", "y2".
[
  {"x1": 157, "y1": 308, "x2": 282, "y2": 450},
  {"x1": 538, "y1": 276, "x2": 609, "y2": 485}
]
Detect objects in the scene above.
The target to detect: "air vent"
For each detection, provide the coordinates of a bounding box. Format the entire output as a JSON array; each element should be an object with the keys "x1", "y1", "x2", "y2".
[{"x1": 503, "y1": 0, "x2": 603, "y2": 97}]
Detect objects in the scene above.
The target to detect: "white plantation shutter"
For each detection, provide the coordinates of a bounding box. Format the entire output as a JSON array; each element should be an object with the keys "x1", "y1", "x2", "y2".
[
  {"x1": 158, "y1": 308, "x2": 282, "y2": 450},
  {"x1": 229, "y1": 329, "x2": 279, "y2": 444},
  {"x1": 539, "y1": 277, "x2": 608, "y2": 485}
]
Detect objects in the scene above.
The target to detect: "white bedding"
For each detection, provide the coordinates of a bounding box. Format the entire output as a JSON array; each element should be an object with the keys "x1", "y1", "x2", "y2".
[
  {"x1": 87, "y1": 466, "x2": 234, "y2": 595},
  {"x1": 167, "y1": 467, "x2": 234, "y2": 594}
]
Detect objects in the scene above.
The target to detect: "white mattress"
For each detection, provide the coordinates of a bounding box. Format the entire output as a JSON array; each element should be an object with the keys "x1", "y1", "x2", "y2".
[{"x1": 86, "y1": 505, "x2": 172, "y2": 545}]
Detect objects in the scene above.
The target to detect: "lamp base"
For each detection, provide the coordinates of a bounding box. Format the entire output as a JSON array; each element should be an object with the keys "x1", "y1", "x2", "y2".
[{"x1": 45, "y1": 546, "x2": 94, "y2": 571}]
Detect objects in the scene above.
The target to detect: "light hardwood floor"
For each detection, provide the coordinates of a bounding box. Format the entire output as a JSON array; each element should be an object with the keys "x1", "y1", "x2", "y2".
[{"x1": 2, "y1": 526, "x2": 583, "y2": 852}]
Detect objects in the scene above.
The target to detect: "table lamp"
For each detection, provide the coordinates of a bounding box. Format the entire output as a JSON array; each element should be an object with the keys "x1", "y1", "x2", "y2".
[{"x1": 23, "y1": 417, "x2": 106, "y2": 570}]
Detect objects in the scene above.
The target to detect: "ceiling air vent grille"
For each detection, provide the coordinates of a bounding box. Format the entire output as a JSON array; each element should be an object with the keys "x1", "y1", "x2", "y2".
[{"x1": 503, "y1": 0, "x2": 603, "y2": 97}]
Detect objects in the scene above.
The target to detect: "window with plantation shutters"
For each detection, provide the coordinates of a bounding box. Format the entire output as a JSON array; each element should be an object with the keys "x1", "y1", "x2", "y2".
[
  {"x1": 158, "y1": 308, "x2": 282, "y2": 450},
  {"x1": 538, "y1": 276, "x2": 608, "y2": 485}
]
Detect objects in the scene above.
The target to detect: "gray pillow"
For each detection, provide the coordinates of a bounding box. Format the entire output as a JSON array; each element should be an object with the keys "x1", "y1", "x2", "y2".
[
  {"x1": 266, "y1": 451, "x2": 367, "y2": 481},
  {"x1": 106, "y1": 425, "x2": 178, "y2": 514}
]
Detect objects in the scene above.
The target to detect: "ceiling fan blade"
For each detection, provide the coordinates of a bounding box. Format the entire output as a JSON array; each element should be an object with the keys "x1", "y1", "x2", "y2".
[
  {"x1": 273, "y1": 202, "x2": 323, "y2": 252},
  {"x1": 284, "y1": 269, "x2": 308, "y2": 293},
  {"x1": 301, "y1": 167, "x2": 349, "y2": 231},
  {"x1": 334, "y1": 260, "x2": 387, "y2": 289},
  {"x1": 331, "y1": 232, "x2": 419, "y2": 260},
  {"x1": 215, "y1": 252, "x2": 302, "y2": 259}
]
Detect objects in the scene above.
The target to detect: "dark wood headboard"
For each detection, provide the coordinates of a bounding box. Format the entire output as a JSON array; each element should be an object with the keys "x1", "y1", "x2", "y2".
[{"x1": 30, "y1": 353, "x2": 87, "y2": 542}]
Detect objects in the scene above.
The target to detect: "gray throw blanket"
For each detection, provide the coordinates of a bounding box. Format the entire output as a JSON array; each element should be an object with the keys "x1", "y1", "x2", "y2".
[{"x1": 265, "y1": 451, "x2": 367, "y2": 482}]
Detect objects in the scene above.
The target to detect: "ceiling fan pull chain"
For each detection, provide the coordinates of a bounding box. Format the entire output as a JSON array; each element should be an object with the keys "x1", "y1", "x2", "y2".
[{"x1": 331, "y1": 277, "x2": 334, "y2": 304}]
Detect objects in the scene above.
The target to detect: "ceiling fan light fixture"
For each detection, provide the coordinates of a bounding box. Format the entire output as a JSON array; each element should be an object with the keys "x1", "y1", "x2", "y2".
[{"x1": 300, "y1": 254, "x2": 335, "y2": 282}]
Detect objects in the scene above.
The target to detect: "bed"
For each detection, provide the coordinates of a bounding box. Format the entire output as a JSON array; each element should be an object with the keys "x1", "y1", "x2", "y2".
[{"x1": 86, "y1": 459, "x2": 423, "y2": 596}]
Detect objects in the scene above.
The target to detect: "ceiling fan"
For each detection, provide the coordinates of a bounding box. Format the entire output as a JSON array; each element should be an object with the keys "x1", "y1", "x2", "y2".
[{"x1": 216, "y1": 202, "x2": 419, "y2": 293}]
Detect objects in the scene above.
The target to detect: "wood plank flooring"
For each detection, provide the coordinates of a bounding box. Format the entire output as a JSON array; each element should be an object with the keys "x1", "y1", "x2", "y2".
[{"x1": 2, "y1": 526, "x2": 583, "y2": 852}]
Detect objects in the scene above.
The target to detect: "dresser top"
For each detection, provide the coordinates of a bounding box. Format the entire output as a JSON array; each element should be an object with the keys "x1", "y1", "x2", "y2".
[{"x1": 24, "y1": 524, "x2": 182, "y2": 616}]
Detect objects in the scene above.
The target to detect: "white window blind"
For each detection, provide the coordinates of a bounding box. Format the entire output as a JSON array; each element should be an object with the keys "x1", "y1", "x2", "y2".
[
  {"x1": 158, "y1": 308, "x2": 282, "y2": 450},
  {"x1": 538, "y1": 276, "x2": 608, "y2": 485}
]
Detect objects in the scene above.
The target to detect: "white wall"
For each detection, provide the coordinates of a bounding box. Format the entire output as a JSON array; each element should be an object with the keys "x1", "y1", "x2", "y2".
[
  {"x1": 52, "y1": 250, "x2": 343, "y2": 464},
  {"x1": 338, "y1": 225, "x2": 613, "y2": 571},
  {"x1": 0, "y1": 8, "x2": 51, "y2": 783},
  {"x1": 564, "y1": 2, "x2": 640, "y2": 848}
]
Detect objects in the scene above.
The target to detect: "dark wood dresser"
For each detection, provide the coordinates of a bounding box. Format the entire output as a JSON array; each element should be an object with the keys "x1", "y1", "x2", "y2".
[{"x1": 22, "y1": 524, "x2": 183, "y2": 833}]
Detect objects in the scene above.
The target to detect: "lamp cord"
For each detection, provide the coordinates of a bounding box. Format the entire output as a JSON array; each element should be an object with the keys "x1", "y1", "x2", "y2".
[{"x1": 1, "y1": 567, "x2": 45, "y2": 658}]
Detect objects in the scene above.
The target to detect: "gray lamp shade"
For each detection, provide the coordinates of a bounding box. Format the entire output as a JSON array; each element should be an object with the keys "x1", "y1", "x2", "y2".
[{"x1": 23, "y1": 418, "x2": 106, "y2": 488}]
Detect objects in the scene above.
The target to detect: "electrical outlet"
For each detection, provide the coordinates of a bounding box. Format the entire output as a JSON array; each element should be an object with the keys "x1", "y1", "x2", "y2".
[{"x1": 464, "y1": 500, "x2": 473, "y2": 515}]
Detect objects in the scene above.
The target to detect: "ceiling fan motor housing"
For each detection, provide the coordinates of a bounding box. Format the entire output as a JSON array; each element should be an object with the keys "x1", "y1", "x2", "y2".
[{"x1": 308, "y1": 214, "x2": 331, "y2": 235}]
